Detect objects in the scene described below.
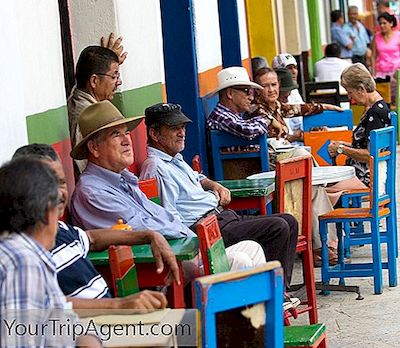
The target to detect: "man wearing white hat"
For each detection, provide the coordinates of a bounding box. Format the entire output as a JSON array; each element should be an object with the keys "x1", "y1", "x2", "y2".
[
  {"x1": 206, "y1": 66, "x2": 285, "y2": 138},
  {"x1": 272, "y1": 53, "x2": 305, "y2": 139}
]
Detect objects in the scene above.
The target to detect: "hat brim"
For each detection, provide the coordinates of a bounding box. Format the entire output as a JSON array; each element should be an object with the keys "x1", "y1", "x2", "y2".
[
  {"x1": 211, "y1": 80, "x2": 263, "y2": 95},
  {"x1": 71, "y1": 115, "x2": 144, "y2": 160}
]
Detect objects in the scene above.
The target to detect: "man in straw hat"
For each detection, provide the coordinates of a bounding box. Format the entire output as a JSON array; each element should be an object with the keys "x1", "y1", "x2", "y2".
[
  {"x1": 70, "y1": 101, "x2": 277, "y2": 278},
  {"x1": 206, "y1": 66, "x2": 286, "y2": 138}
]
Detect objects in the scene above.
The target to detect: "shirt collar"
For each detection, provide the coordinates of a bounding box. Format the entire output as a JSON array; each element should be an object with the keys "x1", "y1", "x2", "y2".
[
  {"x1": 147, "y1": 146, "x2": 184, "y2": 163},
  {"x1": 85, "y1": 162, "x2": 139, "y2": 186},
  {"x1": 19, "y1": 233, "x2": 57, "y2": 272},
  {"x1": 217, "y1": 102, "x2": 240, "y2": 116}
]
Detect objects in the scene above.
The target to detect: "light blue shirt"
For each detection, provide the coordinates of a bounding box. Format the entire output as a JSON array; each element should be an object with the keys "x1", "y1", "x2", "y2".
[
  {"x1": 331, "y1": 23, "x2": 353, "y2": 59},
  {"x1": 71, "y1": 162, "x2": 195, "y2": 239},
  {"x1": 140, "y1": 147, "x2": 219, "y2": 226},
  {"x1": 343, "y1": 21, "x2": 370, "y2": 56}
]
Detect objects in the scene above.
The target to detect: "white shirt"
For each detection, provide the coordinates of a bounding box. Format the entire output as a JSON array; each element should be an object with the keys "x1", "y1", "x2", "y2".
[
  {"x1": 314, "y1": 57, "x2": 351, "y2": 94},
  {"x1": 286, "y1": 89, "x2": 304, "y2": 132}
]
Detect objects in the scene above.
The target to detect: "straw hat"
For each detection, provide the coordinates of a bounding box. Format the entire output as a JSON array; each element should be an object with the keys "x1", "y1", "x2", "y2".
[
  {"x1": 71, "y1": 101, "x2": 144, "y2": 160},
  {"x1": 212, "y1": 66, "x2": 262, "y2": 95}
]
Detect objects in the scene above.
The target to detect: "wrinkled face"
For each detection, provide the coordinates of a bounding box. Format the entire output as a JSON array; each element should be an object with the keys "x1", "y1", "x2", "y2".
[
  {"x1": 93, "y1": 62, "x2": 122, "y2": 101},
  {"x1": 89, "y1": 124, "x2": 134, "y2": 173},
  {"x1": 228, "y1": 85, "x2": 254, "y2": 112},
  {"x1": 46, "y1": 160, "x2": 68, "y2": 219},
  {"x1": 348, "y1": 9, "x2": 358, "y2": 23},
  {"x1": 257, "y1": 72, "x2": 279, "y2": 104},
  {"x1": 379, "y1": 18, "x2": 392, "y2": 33},
  {"x1": 286, "y1": 64, "x2": 298, "y2": 81},
  {"x1": 150, "y1": 123, "x2": 187, "y2": 157}
]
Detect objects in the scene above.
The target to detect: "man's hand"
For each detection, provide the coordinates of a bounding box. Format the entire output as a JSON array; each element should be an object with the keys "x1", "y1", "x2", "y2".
[
  {"x1": 149, "y1": 233, "x2": 181, "y2": 286},
  {"x1": 212, "y1": 183, "x2": 231, "y2": 206},
  {"x1": 287, "y1": 129, "x2": 303, "y2": 142},
  {"x1": 271, "y1": 118, "x2": 287, "y2": 139},
  {"x1": 328, "y1": 140, "x2": 340, "y2": 158},
  {"x1": 101, "y1": 32, "x2": 128, "y2": 64},
  {"x1": 117, "y1": 290, "x2": 167, "y2": 312}
]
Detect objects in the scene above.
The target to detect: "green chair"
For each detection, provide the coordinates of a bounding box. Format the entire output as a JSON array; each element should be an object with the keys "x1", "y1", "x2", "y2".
[
  {"x1": 284, "y1": 323, "x2": 326, "y2": 348},
  {"x1": 109, "y1": 245, "x2": 139, "y2": 297}
]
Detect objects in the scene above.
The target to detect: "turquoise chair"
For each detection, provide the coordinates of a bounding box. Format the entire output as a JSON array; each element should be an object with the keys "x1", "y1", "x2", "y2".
[
  {"x1": 303, "y1": 109, "x2": 353, "y2": 132},
  {"x1": 194, "y1": 262, "x2": 284, "y2": 348},
  {"x1": 318, "y1": 126, "x2": 397, "y2": 295}
]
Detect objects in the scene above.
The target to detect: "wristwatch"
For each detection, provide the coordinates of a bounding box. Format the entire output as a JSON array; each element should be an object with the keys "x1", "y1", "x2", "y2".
[{"x1": 337, "y1": 144, "x2": 345, "y2": 154}]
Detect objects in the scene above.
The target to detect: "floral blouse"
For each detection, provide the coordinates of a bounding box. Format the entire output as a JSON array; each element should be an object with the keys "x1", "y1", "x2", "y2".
[
  {"x1": 249, "y1": 97, "x2": 324, "y2": 138},
  {"x1": 347, "y1": 100, "x2": 391, "y2": 186}
]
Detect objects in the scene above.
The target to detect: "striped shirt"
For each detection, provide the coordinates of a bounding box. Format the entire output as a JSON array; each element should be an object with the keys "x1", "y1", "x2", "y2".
[
  {"x1": 51, "y1": 221, "x2": 111, "y2": 299},
  {"x1": 0, "y1": 232, "x2": 76, "y2": 347},
  {"x1": 207, "y1": 102, "x2": 271, "y2": 140}
]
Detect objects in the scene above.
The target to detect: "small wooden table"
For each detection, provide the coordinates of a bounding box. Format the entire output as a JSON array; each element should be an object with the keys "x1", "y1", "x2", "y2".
[
  {"x1": 219, "y1": 178, "x2": 275, "y2": 215},
  {"x1": 89, "y1": 237, "x2": 199, "y2": 309}
]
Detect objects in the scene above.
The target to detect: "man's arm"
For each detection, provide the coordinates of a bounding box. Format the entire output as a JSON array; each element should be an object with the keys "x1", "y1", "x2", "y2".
[
  {"x1": 68, "y1": 290, "x2": 167, "y2": 313},
  {"x1": 86, "y1": 229, "x2": 180, "y2": 285},
  {"x1": 200, "y1": 178, "x2": 231, "y2": 206}
]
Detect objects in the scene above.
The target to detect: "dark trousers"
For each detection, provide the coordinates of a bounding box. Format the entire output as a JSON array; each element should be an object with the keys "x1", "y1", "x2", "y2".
[{"x1": 216, "y1": 209, "x2": 298, "y2": 289}]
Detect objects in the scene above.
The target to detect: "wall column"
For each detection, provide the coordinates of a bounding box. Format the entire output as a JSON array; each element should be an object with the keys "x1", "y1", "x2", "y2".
[{"x1": 307, "y1": 0, "x2": 323, "y2": 76}]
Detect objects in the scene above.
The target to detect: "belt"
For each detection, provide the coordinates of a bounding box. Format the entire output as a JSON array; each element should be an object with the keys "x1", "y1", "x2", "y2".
[{"x1": 189, "y1": 206, "x2": 224, "y2": 232}]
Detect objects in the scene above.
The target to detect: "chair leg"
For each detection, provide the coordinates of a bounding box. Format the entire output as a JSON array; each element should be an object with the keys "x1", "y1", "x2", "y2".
[
  {"x1": 386, "y1": 215, "x2": 398, "y2": 287},
  {"x1": 336, "y1": 222, "x2": 346, "y2": 286},
  {"x1": 371, "y1": 218, "x2": 383, "y2": 295},
  {"x1": 342, "y1": 196, "x2": 352, "y2": 258},
  {"x1": 302, "y1": 246, "x2": 318, "y2": 324},
  {"x1": 319, "y1": 220, "x2": 330, "y2": 295}
]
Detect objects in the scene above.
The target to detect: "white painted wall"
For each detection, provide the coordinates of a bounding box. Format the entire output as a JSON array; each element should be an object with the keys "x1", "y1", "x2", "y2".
[
  {"x1": 115, "y1": 0, "x2": 165, "y2": 89},
  {"x1": 298, "y1": 0, "x2": 311, "y2": 52},
  {"x1": 0, "y1": 0, "x2": 66, "y2": 163},
  {"x1": 237, "y1": 0, "x2": 250, "y2": 60},
  {"x1": 319, "y1": 0, "x2": 328, "y2": 46},
  {"x1": 193, "y1": 0, "x2": 222, "y2": 73}
]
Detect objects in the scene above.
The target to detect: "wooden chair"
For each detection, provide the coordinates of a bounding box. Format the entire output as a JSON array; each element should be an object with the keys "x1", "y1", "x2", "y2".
[
  {"x1": 209, "y1": 130, "x2": 269, "y2": 180},
  {"x1": 304, "y1": 130, "x2": 353, "y2": 166},
  {"x1": 109, "y1": 245, "x2": 139, "y2": 297},
  {"x1": 194, "y1": 262, "x2": 284, "y2": 348},
  {"x1": 318, "y1": 126, "x2": 398, "y2": 295},
  {"x1": 284, "y1": 324, "x2": 327, "y2": 348},
  {"x1": 302, "y1": 109, "x2": 353, "y2": 132},
  {"x1": 276, "y1": 156, "x2": 318, "y2": 325},
  {"x1": 138, "y1": 177, "x2": 160, "y2": 205},
  {"x1": 305, "y1": 81, "x2": 341, "y2": 105},
  {"x1": 192, "y1": 154, "x2": 202, "y2": 173}
]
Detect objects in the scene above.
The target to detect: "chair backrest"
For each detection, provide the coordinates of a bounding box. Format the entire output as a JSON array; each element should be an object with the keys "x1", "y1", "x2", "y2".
[
  {"x1": 304, "y1": 129, "x2": 353, "y2": 166},
  {"x1": 196, "y1": 215, "x2": 230, "y2": 275},
  {"x1": 210, "y1": 130, "x2": 269, "y2": 180},
  {"x1": 305, "y1": 81, "x2": 341, "y2": 105},
  {"x1": 369, "y1": 126, "x2": 396, "y2": 215},
  {"x1": 275, "y1": 156, "x2": 312, "y2": 241},
  {"x1": 192, "y1": 154, "x2": 202, "y2": 173},
  {"x1": 303, "y1": 109, "x2": 353, "y2": 131},
  {"x1": 138, "y1": 177, "x2": 160, "y2": 205},
  {"x1": 194, "y1": 261, "x2": 284, "y2": 348},
  {"x1": 375, "y1": 81, "x2": 391, "y2": 105},
  {"x1": 109, "y1": 245, "x2": 139, "y2": 297}
]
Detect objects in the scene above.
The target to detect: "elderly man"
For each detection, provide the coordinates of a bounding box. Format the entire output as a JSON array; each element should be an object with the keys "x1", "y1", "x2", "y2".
[
  {"x1": 13, "y1": 144, "x2": 171, "y2": 311},
  {"x1": 141, "y1": 103, "x2": 298, "y2": 297},
  {"x1": 70, "y1": 101, "x2": 272, "y2": 277},
  {"x1": 0, "y1": 158, "x2": 100, "y2": 347},
  {"x1": 206, "y1": 66, "x2": 285, "y2": 138},
  {"x1": 344, "y1": 6, "x2": 371, "y2": 66}
]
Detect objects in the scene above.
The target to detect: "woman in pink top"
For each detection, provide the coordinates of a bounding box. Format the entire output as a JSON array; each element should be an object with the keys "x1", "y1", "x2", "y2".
[{"x1": 372, "y1": 12, "x2": 400, "y2": 103}]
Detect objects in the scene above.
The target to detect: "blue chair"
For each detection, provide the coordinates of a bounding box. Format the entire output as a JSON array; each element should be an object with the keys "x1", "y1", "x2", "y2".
[
  {"x1": 194, "y1": 262, "x2": 284, "y2": 348},
  {"x1": 342, "y1": 111, "x2": 398, "y2": 258},
  {"x1": 318, "y1": 126, "x2": 397, "y2": 295},
  {"x1": 303, "y1": 109, "x2": 353, "y2": 132},
  {"x1": 209, "y1": 130, "x2": 269, "y2": 180}
]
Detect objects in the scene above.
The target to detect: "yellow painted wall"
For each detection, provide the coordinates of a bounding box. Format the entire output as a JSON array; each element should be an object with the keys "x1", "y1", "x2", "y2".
[{"x1": 245, "y1": 0, "x2": 278, "y2": 64}]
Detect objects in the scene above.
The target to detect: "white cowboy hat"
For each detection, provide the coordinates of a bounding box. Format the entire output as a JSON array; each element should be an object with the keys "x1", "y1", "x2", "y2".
[{"x1": 211, "y1": 66, "x2": 263, "y2": 95}]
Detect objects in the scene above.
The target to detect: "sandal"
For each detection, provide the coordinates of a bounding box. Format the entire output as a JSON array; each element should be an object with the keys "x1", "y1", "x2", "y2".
[{"x1": 313, "y1": 248, "x2": 338, "y2": 267}]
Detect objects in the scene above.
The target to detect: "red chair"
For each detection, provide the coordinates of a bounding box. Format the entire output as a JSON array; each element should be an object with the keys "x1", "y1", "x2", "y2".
[
  {"x1": 109, "y1": 245, "x2": 139, "y2": 297},
  {"x1": 192, "y1": 154, "x2": 202, "y2": 173},
  {"x1": 276, "y1": 156, "x2": 318, "y2": 325}
]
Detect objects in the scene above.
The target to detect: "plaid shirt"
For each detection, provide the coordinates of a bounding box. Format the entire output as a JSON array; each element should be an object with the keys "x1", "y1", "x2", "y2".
[
  {"x1": 0, "y1": 233, "x2": 77, "y2": 347},
  {"x1": 207, "y1": 102, "x2": 271, "y2": 140}
]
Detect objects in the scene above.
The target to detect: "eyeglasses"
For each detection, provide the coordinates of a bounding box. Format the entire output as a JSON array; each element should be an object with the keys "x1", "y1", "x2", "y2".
[
  {"x1": 231, "y1": 87, "x2": 253, "y2": 96},
  {"x1": 95, "y1": 72, "x2": 121, "y2": 80}
]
